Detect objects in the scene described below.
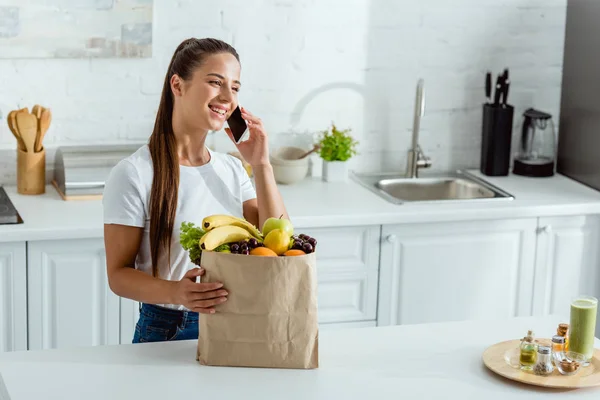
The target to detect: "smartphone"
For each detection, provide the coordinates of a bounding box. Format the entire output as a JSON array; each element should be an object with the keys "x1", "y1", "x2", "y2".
[{"x1": 226, "y1": 106, "x2": 250, "y2": 144}]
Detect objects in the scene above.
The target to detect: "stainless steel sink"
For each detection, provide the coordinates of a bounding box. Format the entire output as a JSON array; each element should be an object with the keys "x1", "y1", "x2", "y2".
[
  {"x1": 351, "y1": 170, "x2": 514, "y2": 204},
  {"x1": 349, "y1": 80, "x2": 513, "y2": 205}
]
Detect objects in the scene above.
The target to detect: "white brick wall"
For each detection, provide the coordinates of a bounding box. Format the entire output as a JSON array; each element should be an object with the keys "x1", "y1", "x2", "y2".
[{"x1": 0, "y1": 0, "x2": 567, "y2": 184}]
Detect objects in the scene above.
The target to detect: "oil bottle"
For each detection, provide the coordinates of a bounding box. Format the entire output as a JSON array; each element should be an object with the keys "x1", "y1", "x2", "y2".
[
  {"x1": 519, "y1": 330, "x2": 538, "y2": 370},
  {"x1": 557, "y1": 323, "x2": 569, "y2": 352}
]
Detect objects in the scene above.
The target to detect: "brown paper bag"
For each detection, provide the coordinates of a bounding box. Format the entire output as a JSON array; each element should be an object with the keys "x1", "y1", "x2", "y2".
[{"x1": 196, "y1": 251, "x2": 319, "y2": 369}]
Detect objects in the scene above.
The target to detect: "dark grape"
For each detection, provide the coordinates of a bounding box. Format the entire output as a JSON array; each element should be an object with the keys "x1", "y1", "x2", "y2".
[
  {"x1": 248, "y1": 238, "x2": 259, "y2": 248},
  {"x1": 299, "y1": 234, "x2": 307, "y2": 240},
  {"x1": 256, "y1": 242, "x2": 264, "y2": 247},
  {"x1": 241, "y1": 249, "x2": 250, "y2": 255},
  {"x1": 240, "y1": 243, "x2": 248, "y2": 252},
  {"x1": 293, "y1": 240, "x2": 303, "y2": 250},
  {"x1": 302, "y1": 242, "x2": 313, "y2": 253},
  {"x1": 230, "y1": 243, "x2": 240, "y2": 253},
  {"x1": 308, "y1": 238, "x2": 317, "y2": 247}
]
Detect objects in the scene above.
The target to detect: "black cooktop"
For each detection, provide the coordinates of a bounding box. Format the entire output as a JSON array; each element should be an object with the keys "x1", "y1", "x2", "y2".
[{"x1": 0, "y1": 186, "x2": 22, "y2": 225}]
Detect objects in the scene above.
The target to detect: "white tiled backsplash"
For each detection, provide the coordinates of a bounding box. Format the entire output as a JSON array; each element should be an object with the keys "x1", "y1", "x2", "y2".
[{"x1": 0, "y1": 0, "x2": 566, "y2": 184}]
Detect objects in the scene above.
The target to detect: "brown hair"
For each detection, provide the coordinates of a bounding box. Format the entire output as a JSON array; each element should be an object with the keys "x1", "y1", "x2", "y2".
[{"x1": 148, "y1": 38, "x2": 240, "y2": 277}]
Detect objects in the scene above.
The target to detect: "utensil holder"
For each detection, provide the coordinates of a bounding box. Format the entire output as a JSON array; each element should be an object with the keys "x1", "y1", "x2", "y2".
[
  {"x1": 17, "y1": 147, "x2": 46, "y2": 195},
  {"x1": 480, "y1": 104, "x2": 514, "y2": 176}
]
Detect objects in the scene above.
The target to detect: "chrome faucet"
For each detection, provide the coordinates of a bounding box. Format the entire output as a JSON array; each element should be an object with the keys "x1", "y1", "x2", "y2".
[{"x1": 406, "y1": 79, "x2": 432, "y2": 178}]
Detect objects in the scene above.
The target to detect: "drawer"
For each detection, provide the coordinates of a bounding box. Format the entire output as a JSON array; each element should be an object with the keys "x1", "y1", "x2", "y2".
[
  {"x1": 301, "y1": 225, "x2": 381, "y2": 323},
  {"x1": 317, "y1": 270, "x2": 378, "y2": 323},
  {"x1": 300, "y1": 225, "x2": 381, "y2": 271}
]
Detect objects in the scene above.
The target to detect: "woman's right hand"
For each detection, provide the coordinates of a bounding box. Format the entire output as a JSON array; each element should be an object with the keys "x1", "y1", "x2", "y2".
[{"x1": 171, "y1": 267, "x2": 228, "y2": 314}]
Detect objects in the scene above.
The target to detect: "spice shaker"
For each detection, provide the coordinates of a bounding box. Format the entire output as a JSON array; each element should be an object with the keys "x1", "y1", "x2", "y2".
[
  {"x1": 551, "y1": 335, "x2": 566, "y2": 367},
  {"x1": 552, "y1": 335, "x2": 566, "y2": 355},
  {"x1": 534, "y1": 346, "x2": 554, "y2": 376},
  {"x1": 519, "y1": 330, "x2": 538, "y2": 370}
]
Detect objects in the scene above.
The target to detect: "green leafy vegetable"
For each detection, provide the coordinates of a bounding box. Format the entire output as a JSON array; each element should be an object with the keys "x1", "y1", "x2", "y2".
[{"x1": 179, "y1": 222, "x2": 205, "y2": 265}]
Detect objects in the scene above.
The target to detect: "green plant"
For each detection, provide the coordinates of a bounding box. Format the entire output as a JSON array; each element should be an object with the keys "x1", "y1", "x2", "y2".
[
  {"x1": 179, "y1": 222, "x2": 205, "y2": 265},
  {"x1": 317, "y1": 123, "x2": 359, "y2": 162}
]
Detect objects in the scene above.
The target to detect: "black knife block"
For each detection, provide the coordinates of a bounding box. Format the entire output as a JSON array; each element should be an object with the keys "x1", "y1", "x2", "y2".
[{"x1": 480, "y1": 104, "x2": 514, "y2": 176}]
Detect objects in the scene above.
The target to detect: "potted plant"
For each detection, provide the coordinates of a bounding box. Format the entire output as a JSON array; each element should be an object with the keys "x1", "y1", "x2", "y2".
[{"x1": 317, "y1": 123, "x2": 359, "y2": 182}]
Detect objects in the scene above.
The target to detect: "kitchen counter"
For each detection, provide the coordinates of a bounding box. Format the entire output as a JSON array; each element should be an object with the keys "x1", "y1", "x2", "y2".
[
  {"x1": 1, "y1": 315, "x2": 599, "y2": 399},
  {"x1": 2, "y1": 170, "x2": 600, "y2": 243}
]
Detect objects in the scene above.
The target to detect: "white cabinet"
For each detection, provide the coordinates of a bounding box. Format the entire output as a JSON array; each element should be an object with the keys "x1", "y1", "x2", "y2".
[
  {"x1": 120, "y1": 297, "x2": 140, "y2": 345},
  {"x1": 301, "y1": 225, "x2": 381, "y2": 325},
  {"x1": 119, "y1": 225, "x2": 382, "y2": 341},
  {"x1": 378, "y1": 218, "x2": 539, "y2": 326},
  {"x1": 0, "y1": 242, "x2": 27, "y2": 352},
  {"x1": 17, "y1": 213, "x2": 600, "y2": 347},
  {"x1": 27, "y1": 239, "x2": 120, "y2": 350},
  {"x1": 532, "y1": 215, "x2": 600, "y2": 321}
]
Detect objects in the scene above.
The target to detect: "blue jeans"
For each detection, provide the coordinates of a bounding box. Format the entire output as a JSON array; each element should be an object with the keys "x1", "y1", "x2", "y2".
[{"x1": 133, "y1": 303, "x2": 199, "y2": 343}]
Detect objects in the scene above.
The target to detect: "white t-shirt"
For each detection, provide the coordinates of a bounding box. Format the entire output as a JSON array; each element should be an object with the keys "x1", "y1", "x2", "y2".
[{"x1": 102, "y1": 144, "x2": 256, "y2": 310}]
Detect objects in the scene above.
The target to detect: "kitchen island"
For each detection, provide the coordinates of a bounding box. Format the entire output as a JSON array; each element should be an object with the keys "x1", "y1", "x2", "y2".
[{"x1": 1, "y1": 315, "x2": 598, "y2": 399}]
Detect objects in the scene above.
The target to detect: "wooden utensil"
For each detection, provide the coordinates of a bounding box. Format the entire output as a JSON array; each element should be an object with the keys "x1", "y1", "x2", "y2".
[
  {"x1": 31, "y1": 104, "x2": 42, "y2": 119},
  {"x1": 7, "y1": 111, "x2": 26, "y2": 151},
  {"x1": 298, "y1": 144, "x2": 321, "y2": 159},
  {"x1": 36, "y1": 108, "x2": 51, "y2": 152},
  {"x1": 15, "y1": 110, "x2": 38, "y2": 153}
]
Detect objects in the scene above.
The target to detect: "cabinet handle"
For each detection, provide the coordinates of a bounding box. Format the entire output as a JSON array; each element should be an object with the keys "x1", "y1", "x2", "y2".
[
  {"x1": 385, "y1": 234, "x2": 397, "y2": 243},
  {"x1": 538, "y1": 225, "x2": 552, "y2": 234}
]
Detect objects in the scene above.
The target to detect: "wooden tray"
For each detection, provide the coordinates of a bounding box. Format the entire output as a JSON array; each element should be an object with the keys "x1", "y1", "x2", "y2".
[{"x1": 483, "y1": 339, "x2": 600, "y2": 389}]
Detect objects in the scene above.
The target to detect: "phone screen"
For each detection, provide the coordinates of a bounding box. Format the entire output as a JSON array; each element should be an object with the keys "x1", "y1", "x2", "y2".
[{"x1": 227, "y1": 106, "x2": 248, "y2": 143}]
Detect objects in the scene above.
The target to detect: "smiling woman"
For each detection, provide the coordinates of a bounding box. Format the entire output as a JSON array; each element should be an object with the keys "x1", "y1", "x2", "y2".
[{"x1": 101, "y1": 37, "x2": 289, "y2": 344}]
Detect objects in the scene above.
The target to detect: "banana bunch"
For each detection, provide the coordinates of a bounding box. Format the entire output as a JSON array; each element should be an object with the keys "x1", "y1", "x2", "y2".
[{"x1": 199, "y1": 215, "x2": 263, "y2": 251}]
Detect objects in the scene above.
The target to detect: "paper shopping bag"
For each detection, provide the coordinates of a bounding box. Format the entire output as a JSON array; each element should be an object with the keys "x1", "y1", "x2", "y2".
[{"x1": 196, "y1": 251, "x2": 319, "y2": 369}]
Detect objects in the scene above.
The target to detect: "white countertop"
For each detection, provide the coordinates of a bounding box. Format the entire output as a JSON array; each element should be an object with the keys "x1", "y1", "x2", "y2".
[
  {"x1": 1, "y1": 315, "x2": 599, "y2": 399},
  {"x1": 2, "y1": 170, "x2": 600, "y2": 242}
]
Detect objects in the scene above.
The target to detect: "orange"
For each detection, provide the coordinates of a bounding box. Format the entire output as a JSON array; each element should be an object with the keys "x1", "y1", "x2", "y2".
[
  {"x1": 283, "y1": 249, "x2": 306, "y2": 256},
  {"x1": 249, "y1": 247, "x2": 278, "y2": 257}
]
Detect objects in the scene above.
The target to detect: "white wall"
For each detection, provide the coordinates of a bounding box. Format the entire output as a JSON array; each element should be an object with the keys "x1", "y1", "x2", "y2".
[{"x1": 0, "y1": 0, "x2": 567, "y2": 184}]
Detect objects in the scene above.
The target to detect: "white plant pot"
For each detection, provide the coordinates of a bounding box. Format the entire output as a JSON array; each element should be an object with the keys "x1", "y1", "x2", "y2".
[{"x1": 322, "y1": 160, "x2": 348, "y2": 182}]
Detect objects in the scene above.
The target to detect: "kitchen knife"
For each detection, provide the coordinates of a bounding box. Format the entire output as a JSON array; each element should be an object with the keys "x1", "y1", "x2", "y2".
[
  {"x1": 502, "y1": 69, "x2": 510, "y2": 106},
  {"x1": 493, "y1": 75, "x2": 503, "y2": 106},
  {"x1": 485, "y1": 71, "x2": 492, "y2": 104}
]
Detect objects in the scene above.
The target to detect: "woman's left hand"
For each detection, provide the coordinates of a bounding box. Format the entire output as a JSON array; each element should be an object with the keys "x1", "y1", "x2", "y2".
[{"x1": 225, "y1": 107, "x2": 269, "y2": 167}]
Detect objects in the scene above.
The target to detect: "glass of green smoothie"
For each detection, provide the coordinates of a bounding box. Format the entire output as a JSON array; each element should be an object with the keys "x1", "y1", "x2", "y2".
[{"x1": 569, "y1": 295, "x2": 598, "y2": 366}]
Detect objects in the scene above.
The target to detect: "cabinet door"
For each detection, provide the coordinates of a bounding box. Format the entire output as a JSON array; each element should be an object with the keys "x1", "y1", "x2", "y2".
[
  {"x1": 28, "y1": 239, "x2": 120, "y2": 350},
  {"x1": 378, "y1": 218, "x2": 538, "y2": 326},
  {"x1": 298, "y1": 225, "x2": 380, "y2": 324},
  {"x1": 0, "y1": 242, "x2": 27, "y2": 352},
  {"x1": 532, "y1": 215, "x2": 600, "y2": 319},
  {"x1": 120, "y1": 297, "x2": 140, "y2": 345}
]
